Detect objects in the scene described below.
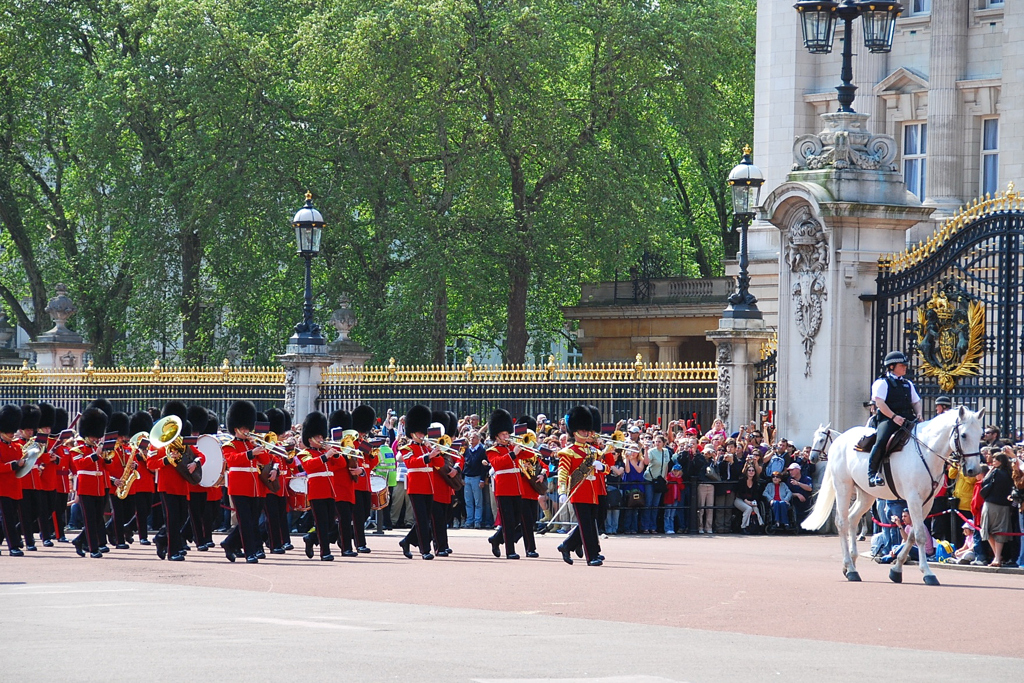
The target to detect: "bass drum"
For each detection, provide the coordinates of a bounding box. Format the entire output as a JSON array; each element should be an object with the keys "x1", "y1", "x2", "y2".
[
  {"x1": 370, "y1": 474, "x2": 389, "y2": 510},
  {"x1": 195, "y1": 435, "x2": 224, "y2": 488},
  {"x1": 287, "y1": 476, "x2": 308, "y2": 494},
  {"x1": 287, "y1": 475, "x2": 309, "y2": 512}
]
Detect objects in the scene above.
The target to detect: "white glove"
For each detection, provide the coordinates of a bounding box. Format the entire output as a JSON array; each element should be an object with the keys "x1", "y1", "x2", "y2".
[
  {"x1": 592, "y1": 460, "x2": 605, "y2": 472},
  {"x1": 488, "y1": 467, "x2": 495, "y2": 477},
  {"x1": 558, "y1": 493, "x2": 567, "y2": 505}
]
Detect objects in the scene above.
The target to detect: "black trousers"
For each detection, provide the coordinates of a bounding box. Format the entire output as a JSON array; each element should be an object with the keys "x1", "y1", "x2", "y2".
[
  {"x1": 403, "y1": 493, "x2": 433, "y2": 553},
  {"x1": 493, "y1": 495, "x2": 522, "y2": 556},
  {"x1": 353, "y1": 489, "x2": 372, "y2": 548},
  {"x1": 155, "y1": 492, "x2": 189, "y2": 558},
  {"x1": 200, "y1": 498, "x2": 218, "y2": 546},
  {"x1": 518, "y1": 498, "x2": 539, "y2": 553},
  {"x1": 0, "y1": 495, "x2": 24, "y2": 550},
  {"x1": 308, "y1": 498, "x2": 334, "y2": 557},
  {"x1": 127, "y1": 491, "x2": 154, "y2": 540},
  {"x1": 23, "y1": 488, "x2": 55, "y2": 545},
  {"x1": 107, "y1": 493, "x2": 130, "y2": 546},
  {"x1": 264, "y1": 494, "x2": 288, "y2": 550},
  {"x1": 869, "y1": 416, "x2": 901, "y2": 474},
  {"x1": 225, "y1": 495, "x2": 263, "y2": 558},
  {"x1": 334, "y1": 500, "x2": 355, "y2": 552},
  {"x1": 564, "y1": 502, "x2": 600, "y2": 562},
  {"x1": 431, "y1": 499, "x2": 450, "y2": 552},
  {"x1": 184, "y1": 491, "x2": 207, "y2": 546},
  {"x1": 51, "y1": 491, "x2": 68, "y2": 540},
  {"x1": 75, "y1": 494, "x2": 106, "y2": 554}
]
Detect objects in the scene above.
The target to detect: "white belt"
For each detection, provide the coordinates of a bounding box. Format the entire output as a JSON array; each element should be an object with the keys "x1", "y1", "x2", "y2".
[
  {"x1": 585, "y1": 475, "x2": 596, "y2": 481},
  {"x1": 306, "y1": 472, "x2": 333, "y2": 478},
  {"x1": 406, "y1": 467, "x2": 432, "y2": 473},
  {"x1": 77, "y1": 471, "x2": 103, "y2": 476},
  {"x1": 493, "y1": 468, "x2": 520, "y2": 476},
  {"x1": 228, "y1": 467, "x2": 259, "y2": 473}
]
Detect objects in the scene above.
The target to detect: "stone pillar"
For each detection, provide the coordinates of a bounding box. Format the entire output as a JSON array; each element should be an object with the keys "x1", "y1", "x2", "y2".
[
  {"x1": 650, "y1": 337, "x2": 683, "y2": 364},
  {"x1": 277, "y1": 353, "x2": 335, "y2": 425},
  {"x1": 851, "y1": 20, "x2": 888, "y2": 134},
  {"x1": 1000, "y1": 0, "x2": 1024, "y2": 187},
  {"x1": 924, "y1": 0, "x2": 968, "y2": 216},
  {"x1": 706, "y1": 320, "x2": 774, "y2": 432},
  {"x1": 26, "y1": 283, "x2": 93, "y2": 368}
]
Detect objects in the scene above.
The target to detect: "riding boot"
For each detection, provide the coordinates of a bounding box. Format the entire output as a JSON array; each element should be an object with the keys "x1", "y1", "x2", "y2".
[{"x1": 868, "y1": 418, "x2": 897, "y2": 487}]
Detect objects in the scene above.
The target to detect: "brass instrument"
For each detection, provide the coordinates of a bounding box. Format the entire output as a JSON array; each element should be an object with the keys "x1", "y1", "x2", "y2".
[
  {"x1": 323, "y1": 433, "x2": 361, "y2": 481},
  {"x1": 150, "y1": 416, "x2": 201, "y2": 484},
  {"x1": 114, "y1": 431, "x2": 148, "y2": 499},
  {"x1": 598, "y1": 430, "x2": 641, "y2": 454},
  {"x1": 15, "y1": 440, "x2": 45, "y2": 479},
  {"x1": 511, "y1": 429, "x2": 547, "y2": 458}
]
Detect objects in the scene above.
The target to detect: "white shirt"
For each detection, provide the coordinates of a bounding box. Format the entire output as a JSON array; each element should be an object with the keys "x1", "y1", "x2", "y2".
[{"x1": 871, "y1": 373, "x2": 921, "y2": 404}]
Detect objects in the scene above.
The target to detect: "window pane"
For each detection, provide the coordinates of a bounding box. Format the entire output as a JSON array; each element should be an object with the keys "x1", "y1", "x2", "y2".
[
  {"x1": 920, "y1": 123, "x2": 927, "y2": 154},
  {"x1": 904, "y1": 125, "x2": 918, "y2": 155},
  {"x1": 983, "y1": 119, "x2": 998, "y2": 151},
  {"x1": 905, "y1": 159, "x2": 919, "y2": 198},
  {"x1": 920, "y1": 160, "x2": 926, "y2": 200},
  {"x1": 983, "y1": 154, "x2": 998, "y2": 196}
]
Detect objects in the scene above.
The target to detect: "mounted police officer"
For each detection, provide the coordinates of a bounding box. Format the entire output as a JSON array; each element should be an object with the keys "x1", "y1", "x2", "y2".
[
  {"x1": 934, "y1": 395, "x2": 952, "y2": 416},
  {"x1": 868, "y1": 351, "x2": 923, "y2": 487}
]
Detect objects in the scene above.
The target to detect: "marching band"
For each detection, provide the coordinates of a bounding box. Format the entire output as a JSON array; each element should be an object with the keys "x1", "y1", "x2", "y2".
[{"x1": 0, "y1": 399, "x2": 618, "y2": 567}]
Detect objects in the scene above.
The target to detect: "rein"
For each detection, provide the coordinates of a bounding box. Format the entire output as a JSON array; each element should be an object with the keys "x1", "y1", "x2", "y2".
[
  {"x1": 899, "y1": 416, "x2": 979, "y2": 504},
  {"x1": 810, "y1": 429, "x2": 834, "y2": 461}
]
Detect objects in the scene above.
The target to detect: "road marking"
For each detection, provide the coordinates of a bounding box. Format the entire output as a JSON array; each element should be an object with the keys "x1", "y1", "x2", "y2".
[
  {"x1": 473, "y1": 677, "x2": 686, "y2": 683},
  {"x1": 1, "y1": 588, "x2": 138, "y2": 596},
  {"x1": 238, "y1": 617, "x2": 371, "y2": 631}
]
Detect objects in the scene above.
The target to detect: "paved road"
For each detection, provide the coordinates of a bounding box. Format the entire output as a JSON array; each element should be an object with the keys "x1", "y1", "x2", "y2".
[{"x1": 1, "y1": 529, "x2": 1020, "y2": 682}]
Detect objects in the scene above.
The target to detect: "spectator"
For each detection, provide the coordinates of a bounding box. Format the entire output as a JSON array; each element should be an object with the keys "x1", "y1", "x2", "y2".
[
  {"x1": 714, "y1": 444, "x2": 743, "y2": 533},
  {"x1": 461, "y1": 431, "x2": 487, "y2": 529},
  {"x1": 947, "y1": 460, "x2": 977, "y2": 549},
  {"x1": 982, "y1": 426, "x2": 1000, "y2": 447},
  {"x1": 763, "y1": 472, "x2": 792, "y2": 527},
  {"x1": 604, "y1": 455, "x2": 624, "y2": 534},
  {"x1": 786, "y1": 462, "x2": 813, "y2": 524},
  {"x1": 663, "y1": 463, "x2": 686, "y2": 534},
  {"x1": 688, "y1": 444, "x2": 716, "y2": 534},
  {"x1": 980, "y1": 450, "x2": 1015, "y2": 567},
  {"x1": 876, "y1": 509, "x2": 935, "y2": 563},
  {"x1": 1011, "y1": 453, "x2": 1024, "y2": 568},
  {"x1": 620, "y1": 448, "x2": 646, "y2": 534},
  {"x1": 643, "y1": 434, "x2": 671, "y2": 533},
  {"x1": 705, "y1": 418, "x2": 727, "y2": 442},
  {"x1": 734, "y1": 461, "x2": 763, "y2": 533}
]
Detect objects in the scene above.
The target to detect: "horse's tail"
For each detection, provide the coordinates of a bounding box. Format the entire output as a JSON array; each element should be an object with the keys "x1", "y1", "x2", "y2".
[{"x1": 801, "y1": 461, "x2": 836, "y2": 531}]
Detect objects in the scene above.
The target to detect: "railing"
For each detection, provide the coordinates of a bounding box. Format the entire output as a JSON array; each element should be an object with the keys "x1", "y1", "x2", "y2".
[
  {"x1": 0, "y1": 359, "x2": 285, "y2": 417},
  {"x1": 753, "y1": 335, "x2": 777, "y2": 421},
  {"x1": 320, "y1": 354, "x2": 718, "y2": 427}
]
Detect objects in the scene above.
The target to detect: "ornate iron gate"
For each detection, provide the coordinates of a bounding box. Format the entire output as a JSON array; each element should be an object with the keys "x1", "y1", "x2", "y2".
[{"x1": 875, "y1": 186, "x2": 1024, "y2": 437}]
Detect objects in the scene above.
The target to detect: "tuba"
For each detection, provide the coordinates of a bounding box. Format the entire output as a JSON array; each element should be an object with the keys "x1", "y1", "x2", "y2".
[
  {"x1": 151, "y1": 416, "x2": 202, "y2": 485},
  {"x1": 15, "y1": 440, "x2": 45, "y2": 479},
  {"x1": 515, "y1": 431, "x2": 549, "y2": 495}
]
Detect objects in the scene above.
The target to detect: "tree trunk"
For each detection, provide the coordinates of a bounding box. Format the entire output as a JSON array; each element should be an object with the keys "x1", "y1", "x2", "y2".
[
  {"x1": 505, "y1": 252, "x2": 529, "y2": 364},
  {"x1": 0, "y1": 172, "x2": 45, "y2": 338},
  {"x1": 180, "y1": 226, "x2": 203, "y2": 363},
  {"x1": 431, "y1": 275, "x2": 448, "y2": 365}
]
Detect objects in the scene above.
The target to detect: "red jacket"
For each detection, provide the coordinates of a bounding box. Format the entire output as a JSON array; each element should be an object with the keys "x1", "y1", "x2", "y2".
[
  {"x1": 558, "y1": 442, "x2": 600, "y2": 505},
  {"x1": 147, "y1": 446, "x2": 192, "y2": 499},
  {"x1": 401, "y1": 442, "x2": 436, "y2": 496},
  {"x1": 489, "y1": 444, "x2": 521, "y2": 498},
  {"x1": 352, "y1": 438, "x2": 379, "y2": 493},
  {"x1": 38, "y1": 435, "x2": 59, "y2": 492},
  {"x1": 0, "y1": 439, "x2": 23, "y2": 500},
  {"x1": 299, "y1": 448, "x2": 336, "y2": 501},
  {"x1": 224, "y1": 439, "x2": 269, "y2": 498},
  {"x1": 52, "y1": 441, "x2": 73, "y2": 495},
  {"x1": 330, "y1": 451, "x2": 356, "y2": 504},
  {"x1": 72, "y1": 443, "x2": 108, "y2": 497},
  {"x1": 131, "y1": 448, "x2": 156, "y2": 494},
  {"x1": 516, "y1": 451, "x2": 544, "y2": 502}
]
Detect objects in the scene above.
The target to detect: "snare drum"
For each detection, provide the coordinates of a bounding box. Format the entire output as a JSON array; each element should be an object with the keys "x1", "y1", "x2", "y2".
[
  {"x1": 287, "y1": 475, "x2": 309, "y2": 511},
  {"x1": 288, "y1": 476, "x2": 308, "y2": 494},
  {"x1": 370, "y1": 474, "x2": 389, "y2": 510}
]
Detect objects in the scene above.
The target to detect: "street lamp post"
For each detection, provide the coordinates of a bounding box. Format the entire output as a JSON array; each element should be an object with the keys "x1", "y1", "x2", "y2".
[
  {"x1": 723, "y1": 146, "x2": 765, "y2": 320},
  {"x1": 793, "y1": 1, "x2": 903, "y2": 113},
  {"x1": 288, "y1": 192, "x2": 326, "y2": 351}
]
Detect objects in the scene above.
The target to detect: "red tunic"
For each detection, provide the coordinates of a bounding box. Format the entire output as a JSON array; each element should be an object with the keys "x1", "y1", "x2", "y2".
[
  {"x1": 401, "y1": 442, "x2": 435, "y2": 496},
  {"x1": 72, "y1": 443, "x2": 108, "y2": 497},
  {"x1": 515, "y1": 452, "x2": 542, "y2": 502},
  {"x1": 147, "y1": 446, "x2": 192, "y2": 499},
  {"x1": 53, "y1": 442, "x2": 73, "y2": 495},
  {"x1": 223, "y1": 439, "x2": 269, "y2": 498},
  {"x1": 105, "y1": 443, "x2": 132, "y2": 491},
  {"x1": 488, "y1": 444, "x2": 521, "y2": 498},
  {"x1": 557, "y1": 442, "x2": 600, "y2": 505},
  {"x1": 299, "y1": 448, "x2": 336, "y2": 501},
  {"x1": 38, "y1": 435, "x2": 58, "y2": 492},
  {"x1": 352, "y1": 438, "x2": 379, "y2": 493},
  {"x1": 131, "y1": 448, "x2": 156, "y2": 494},
  {"x1": 330, "y1": 451, "x2": 356, "y2": 504},
  {"x1": 593, "y1": 450, "x2": 615, "y2": 497},
  {"x1": 0, "y1": 438, "x2": 23, "y2": 500}
]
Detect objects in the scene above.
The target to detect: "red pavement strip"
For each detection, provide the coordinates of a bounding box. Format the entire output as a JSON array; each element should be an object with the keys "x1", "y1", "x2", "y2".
[{"x1": 4, "y1": 530, "x2": 1021, "y2": 659}]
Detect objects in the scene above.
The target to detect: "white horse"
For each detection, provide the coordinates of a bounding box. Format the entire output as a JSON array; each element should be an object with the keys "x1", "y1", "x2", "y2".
[{"x1": 802, "y1": 407, "x2": 984, "y2": 585}]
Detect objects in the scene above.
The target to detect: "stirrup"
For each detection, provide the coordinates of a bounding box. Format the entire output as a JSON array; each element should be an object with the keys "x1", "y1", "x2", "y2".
[{"x1": 868, "y1": 473, "x2": 885, "y2": 487}]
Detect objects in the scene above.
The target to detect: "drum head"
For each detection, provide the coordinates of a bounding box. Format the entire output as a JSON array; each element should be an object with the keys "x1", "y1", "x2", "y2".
[
  {"x1": 288, "y1": 476, "x2": 308, "y2": 494},
  {"x1": 195, "y1": 435, "x2": 224, "y2": 488},
  {"x1": 370, "y1": 474, "x2": 387, "y2": 493}
]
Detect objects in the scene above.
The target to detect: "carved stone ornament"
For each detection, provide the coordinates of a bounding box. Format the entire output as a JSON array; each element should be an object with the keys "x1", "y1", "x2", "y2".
[
  {"x1": 785, "y1": 208, "x2": 829, "y2": 377},
  {"x1": 330, "y1": 297, "x2": 357, "y2": 343},
  {"x1": 793, "y1": 112, "x2": 898, "y2": 173},
  {"x1": 45, "y1": 284, "x2": 77, "y2": 331},
  {"x1": 283, "y1": 367, "x2": 297, "y2": 417},
  {"x1": 716, "y1": 343, "x2": 732, "y2": 423}
]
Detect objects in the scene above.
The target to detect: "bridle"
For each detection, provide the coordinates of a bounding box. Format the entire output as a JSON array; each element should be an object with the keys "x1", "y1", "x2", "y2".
[
  {"x1": 809, "y1": 428, "x2": 833, "y2": 462},
  {"x1": 949, "y1": 415, "x2": 981, "y2": 467}
]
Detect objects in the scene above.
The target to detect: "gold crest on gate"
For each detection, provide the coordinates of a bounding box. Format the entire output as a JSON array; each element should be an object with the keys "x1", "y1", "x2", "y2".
[{"x1": 913, "y1": 281, "x2": 985, "y2": 392}]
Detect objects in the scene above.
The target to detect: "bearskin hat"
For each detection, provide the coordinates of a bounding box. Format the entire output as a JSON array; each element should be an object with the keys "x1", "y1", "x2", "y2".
[
  {"x1": 302, "y1": 411, "x2": 329, "y2": 447},
  {"x1": 89, "y1": 398, "x2": 114, "y2": 417},
  {"x1": 204, "y1": 410, "x2": 219, "y2": 435},
  {"x1": 38, "y1": 402, "x2": 55, "y2": 430},
  {"x1": 161, "y1": 400, "x2": 188, "y2": 421},
  {"x1": 489, "y1": 409, "x2": 515, "y2": 440},
  {"x1": 517, "y1": 414, "x2": 537, "y2": 433},
  {"x1": 0, "y1": 405, "x2": 22, "y2": 434},
  {"x1": 446, "y1": 411, "x2": 459, "y2": 439},
  {"x1": 588, "y1": 405, "x2": 602, "y2": 434},
  {"x1": 181, "y1": 420, "x2": 193, "y2": 437},
  {"x1": 431, "y1": 410, "x2": 448, "y2": 436},
  {"x1": 566, "y1": 405, "x2": 593, "y2": 436},
  {"x1": 328, "y1": 409, "x2": 352, "y2": 431},
  {"x1": 20, "y1": 404, "x2": 41, "y2": 432},
  {"x1": 108, "y1": 412, "x2": 130, "y2": 437},
  {"x1": 266, "y1": 408, "x2": 288, "y2": 436},
  {"x1": 256, "y1": 412, "x2": 268, "y2": 424},
  {"x1": 52, "y1": 407, "x2": 69, "y2": 433},
  {"x1": 227, "y1": 401, "x2": 257, "y2": 433},
  {"x1": 128, "y1": 411, "x2": 154, "y2": 436},
  {"x1": 79, "y1": 407, "x2": 108, "y2": 440},
  {"x1": 351, "y1": 405, "x2": 375, "y2": 434},
  {"x1": 282, "y1": 409, "x2": 293, "y2": 431},
  {"x1": 405, "y1": 404, "x2": 432, "y2": 436},
  {"x1": 187, "y1": 406, "x2": 209, "y2": 435}
]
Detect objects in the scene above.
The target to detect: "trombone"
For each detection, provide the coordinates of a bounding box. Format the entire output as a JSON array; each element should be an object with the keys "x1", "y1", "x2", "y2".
[{"x1": 510, "y1": 429, "x2": 548, "y2": 458}]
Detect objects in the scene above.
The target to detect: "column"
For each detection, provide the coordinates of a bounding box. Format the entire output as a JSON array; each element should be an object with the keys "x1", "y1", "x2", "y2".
[
  {"x1": 650, "y1": 337, "x2": 683, "y2": 364},
  {"x1": 1000, "y1": 0, "x2": 1024, "y2": 186},
  {"x1": 924, "y1": 0, "x2": 968, "y2": 215},
  {"x1": 706, "y1": 321, "x2": 774, "y2": 432},
  {"x1": 277, "y1": 353, "x2": 335, "y2": 425}
]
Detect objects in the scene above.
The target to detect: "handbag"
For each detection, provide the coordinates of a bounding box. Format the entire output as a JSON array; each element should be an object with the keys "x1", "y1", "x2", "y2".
[
  {"x1": 626, "y1": 488, "x2": 644, "y2": 508},
  {"x1": 652, "y1": 475, "x2": 668, "y2": 494}
]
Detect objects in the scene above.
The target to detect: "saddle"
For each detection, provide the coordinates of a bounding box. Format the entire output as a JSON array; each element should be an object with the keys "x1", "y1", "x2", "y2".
[{"x1": 853, "y1": 426, "x2": 911, "y2": 458}]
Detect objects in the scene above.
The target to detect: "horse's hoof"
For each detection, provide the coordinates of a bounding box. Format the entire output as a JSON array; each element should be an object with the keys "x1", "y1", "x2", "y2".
[
  {"x1": 846, "y1": 570, "x2": 861, "y2": 582},
  {"x1": 923, "y1": 574, "x2": 940, "y2": 586},
  {"x1": 889, "y1": 568, "x2": 903, "y2": 584}
]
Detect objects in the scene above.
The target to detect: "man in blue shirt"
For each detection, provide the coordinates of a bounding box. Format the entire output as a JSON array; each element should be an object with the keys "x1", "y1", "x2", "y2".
[{"x1": 461, "y1": 431, "x2": 488, "y2": 529}]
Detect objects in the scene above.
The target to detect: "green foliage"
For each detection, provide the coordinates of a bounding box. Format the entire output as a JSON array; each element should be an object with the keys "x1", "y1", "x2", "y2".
[{"x1": 0, "y1": 0, "x2": 754, "y2": 366}]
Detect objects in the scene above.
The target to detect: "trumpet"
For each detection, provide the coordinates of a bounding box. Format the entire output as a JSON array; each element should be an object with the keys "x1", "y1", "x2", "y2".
[
  {"x1": 597, "y1": 430, "x2": 641, "y2": 454},
  {"x1": 244, "y1": 433, "x2": 289, "y2": 458},
  {"x1": 510, "y1": 429, "x2": 548, "y2": 458},
  {"x1": 424, "y1": 433, "x2": 464, "y2": 456}
]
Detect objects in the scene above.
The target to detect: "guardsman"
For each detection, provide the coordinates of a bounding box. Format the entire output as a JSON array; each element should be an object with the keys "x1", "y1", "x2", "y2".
[
  {"x1": 556, "y1": 405, "x2": 605, "y2": 566},
  {"x1": 264, "y1": 408, "x2": 292, "y2": 554},
  {"x1": 486, "y1": 409, "x2": 523, "y2": 559},
  {"x1": 221, "y1": 401, "x2": 269, "y2": 563},
  {"x1": 146, "y1": 401, "x2": 195, "y2": 561},
  {"x1": 33, "y1": 403, "x2": 58, "y2": 546},
  {"x1": 103, "y1": 412, "x2": 132, "y2": 549},
  {"x1": 398, "y1": 404, "x2": 441, "y2": 560},
  {"x1": 350, "y1": 404, "x2": 379, "y2": 553},
  {"x1": 49, "y1": 408, "x2": 73, "y2": 543},
  {"x1": 183, "y1": 405, "x2": 212, "y2": 552},
  {"x1": 298, "y1": 410, "x2": 339, "y2": 561},
  {"x1": 426, "y1": 410, "x2": 455, "y2": 557},
  {"x1": 0, "y1": 404, "x2": 26, "y2": 556},
  {"x1": 328, "y1": 410, "x2": 358, "y2": 558},
  {"x1": 71, "y1": 407, "x2": 109, "y2": 558},
  {"x1": 868, "y1": 351, "x2": 923, "y2": 487},
  {"x1": 125, "y1": 411, "x2": 155, "y2": 546},
  {"x1": 514, "y1": 415, "x2": 542, "y2": 558},
  {"x1": 197, "y1": 410, "x2": 222, "y2": 550},
  {"x1": 15, "y1": 404, "x2": 44, "y2": 550}
]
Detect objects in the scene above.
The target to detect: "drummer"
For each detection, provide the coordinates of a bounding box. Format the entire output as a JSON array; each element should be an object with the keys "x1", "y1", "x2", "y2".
[{"x1": 350, "y1": 404, "x2": 379, "y2": 553}]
